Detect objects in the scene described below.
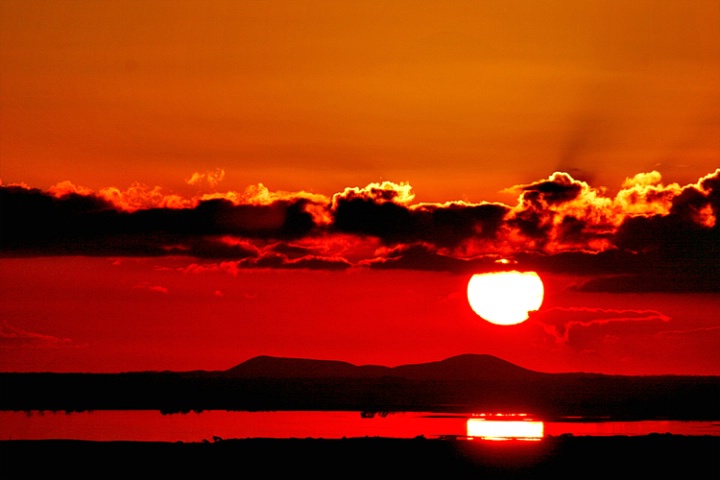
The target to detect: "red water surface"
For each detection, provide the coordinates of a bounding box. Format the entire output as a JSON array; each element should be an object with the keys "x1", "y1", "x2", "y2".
[
  {"x1": 1, "y1": 411, "x2": 718, "y2": 442},
  {"x1": 0, "y1": 411, "x2": 466, "y2": 441}
]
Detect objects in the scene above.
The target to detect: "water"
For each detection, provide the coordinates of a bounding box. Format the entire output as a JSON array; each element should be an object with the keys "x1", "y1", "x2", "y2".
[{"x1": 2, "y1": 410, "x2": 719, "y2": 442}]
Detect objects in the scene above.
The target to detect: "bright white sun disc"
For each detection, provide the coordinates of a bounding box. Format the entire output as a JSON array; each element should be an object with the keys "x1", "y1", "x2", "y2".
[{"x1": 467, "y1": 271, "x2": 544, "y2": 325}]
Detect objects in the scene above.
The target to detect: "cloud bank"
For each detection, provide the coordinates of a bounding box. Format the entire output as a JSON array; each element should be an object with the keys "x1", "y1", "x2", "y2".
[{"x1": 1, "y1": 169, "x2": 718, "y2": 292}]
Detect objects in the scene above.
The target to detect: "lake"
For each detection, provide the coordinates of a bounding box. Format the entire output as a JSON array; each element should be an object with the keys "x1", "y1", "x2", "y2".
[{"x1": 2, "y1": 410, "x2": 719, "y2": 442}]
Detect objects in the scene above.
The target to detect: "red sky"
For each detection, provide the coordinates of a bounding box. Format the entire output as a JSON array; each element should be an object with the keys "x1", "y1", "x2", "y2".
[{"x1": 1, "y1": 0, "x2": 719, "y2": 375}]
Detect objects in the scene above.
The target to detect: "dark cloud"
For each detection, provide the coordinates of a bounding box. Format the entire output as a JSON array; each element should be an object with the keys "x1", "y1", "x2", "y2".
[
  {"x1": 608, "y1": 170, "x2": 720, "y2": 291},
  {"x1": 331, "y1": 196, "x2": 510, "y2": 248},
  {"x1": 519, "y1": 173, "x2": 584, "y2": 206},
  {"x1": 421, "y1": 203, "x2": 510, "y2": 247},
  {"x1": 1, "y1": 169, "x2": 718, "y2": 292},
  {"x1": 331, "y1": 196, "x2": 418, "y2": 242},
  {"x1": 236, "y1": 252, "x2": 352, "y2": 270},
  {"x1": 514, "y1": 250, "x2": 647, "y2": 276},
  {"x1": 0, "y1": 187, "x2": 317, "y2": 258},
  {"x1": 616, "y1": 207, "x2": 719, "y2": 262},
  {"x1": 504, "y1": 172, "x2": 607, "y2": 251},
  {"x1": 267, "y1": 242, "x2": 316, "y2": 259},
  {"x1": 363, "y1": 243, "x2": 472, "y2": 272},
  {"x1": 578, "y1": 273, "x2": 720, "y2": 293}
]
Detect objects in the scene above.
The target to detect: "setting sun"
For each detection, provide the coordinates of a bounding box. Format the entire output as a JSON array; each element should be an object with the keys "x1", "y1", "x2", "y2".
[{"x1": 467, "y1": 271, "x2": 544, "y2": 326}]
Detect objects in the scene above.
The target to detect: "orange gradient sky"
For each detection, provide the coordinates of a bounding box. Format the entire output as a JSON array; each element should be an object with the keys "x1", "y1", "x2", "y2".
[
  {"x1": 2, "y1": 0, "x2": 719, "y2": 201},
  {"x1": 1, "y1": 1, "x2": 719, "y2": 375}
]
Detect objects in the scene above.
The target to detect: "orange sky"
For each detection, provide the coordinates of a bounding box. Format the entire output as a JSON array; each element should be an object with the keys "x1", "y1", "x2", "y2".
[
  {"x1": 1, "y1": 0, "x2": 719, "y2": 202},
  {"x1": 1, "y1": 1, "x2": 719, "y2": 375}
]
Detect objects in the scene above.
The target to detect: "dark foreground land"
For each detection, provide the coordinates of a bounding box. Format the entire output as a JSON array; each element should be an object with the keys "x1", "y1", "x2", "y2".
[{"x1": 2, "y1": 435, "x2": 719, "y2": 480}]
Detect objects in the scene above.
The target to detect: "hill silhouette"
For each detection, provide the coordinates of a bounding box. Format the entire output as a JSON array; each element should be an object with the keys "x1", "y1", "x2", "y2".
[
  {"x1": 223, "y1": 355, "x2": 387, "y2": 378},
  {"x1": 223, "y1": 353, "x2": 541, "y2": 381}
]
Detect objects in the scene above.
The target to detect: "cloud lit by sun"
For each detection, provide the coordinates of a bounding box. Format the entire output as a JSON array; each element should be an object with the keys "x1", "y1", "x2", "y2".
[{"x1": 3, "y1": 169, "x2": 716, "y2": 278}]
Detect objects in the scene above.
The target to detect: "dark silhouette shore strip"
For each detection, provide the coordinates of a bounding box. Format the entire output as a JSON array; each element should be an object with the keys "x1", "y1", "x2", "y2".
[
  {"x1": 3, "y1": 355, "x2": 719, "y2": 420},
  {"x1": 2, "y1": 435, "x2": 719, "y2": 480}
]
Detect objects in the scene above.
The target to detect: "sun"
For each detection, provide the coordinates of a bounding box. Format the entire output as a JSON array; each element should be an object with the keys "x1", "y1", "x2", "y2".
[{"x1": 467, "y1": 271, "x2": 544, "y2": 325}]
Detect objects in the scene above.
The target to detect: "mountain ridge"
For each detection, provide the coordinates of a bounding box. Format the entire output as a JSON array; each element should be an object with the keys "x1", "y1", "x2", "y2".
[{"x1": 222, "y1": 353, "x2": 546, "y2": 380}]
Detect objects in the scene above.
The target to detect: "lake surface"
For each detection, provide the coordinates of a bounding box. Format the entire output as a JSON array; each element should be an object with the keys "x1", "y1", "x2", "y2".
[{"x1": 1, "y1": 410, "x2": 719, "y2": 442}]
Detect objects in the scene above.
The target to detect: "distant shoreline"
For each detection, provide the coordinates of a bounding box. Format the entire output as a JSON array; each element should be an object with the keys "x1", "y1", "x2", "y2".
[
  {"x1": 4, "y1": 408, "x2": 720, "y2": 423},
  {"x1": 2, "y1": 435, "x2": 719, "y2": 479},
  {"x1": 3, "y1": 353, "x2": 719, "y2": 420}
]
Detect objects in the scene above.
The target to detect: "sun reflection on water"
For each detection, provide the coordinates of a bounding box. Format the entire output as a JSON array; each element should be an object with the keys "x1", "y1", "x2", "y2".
[{"x1": 467, "y1": 413, "x2": 544, "y2": 441}]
